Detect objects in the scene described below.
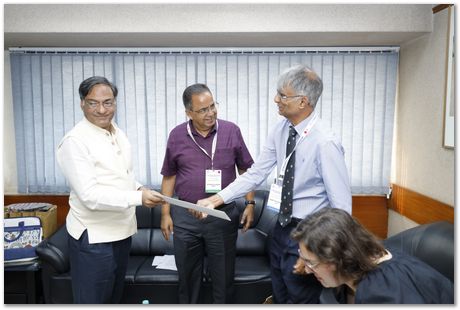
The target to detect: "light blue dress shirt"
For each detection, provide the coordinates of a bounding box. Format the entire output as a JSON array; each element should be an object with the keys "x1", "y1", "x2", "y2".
[{"x1": 218, "y1": 111, "x2": 352, "y2": 218}]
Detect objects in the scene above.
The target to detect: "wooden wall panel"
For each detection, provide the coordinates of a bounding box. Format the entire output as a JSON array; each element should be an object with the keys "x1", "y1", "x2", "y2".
[
  {"x1": 5, "y1": 194, "x2": 389, "y2": 238},
  {"x1": 352, "y1": 196, "x2": 388, "y2": 239},
  {"x1": 5, "y1": 186, "x2": 452, "y2": 239},
  {"x1": 389, "y1": 184, "x2": 454, "y2": 225}
]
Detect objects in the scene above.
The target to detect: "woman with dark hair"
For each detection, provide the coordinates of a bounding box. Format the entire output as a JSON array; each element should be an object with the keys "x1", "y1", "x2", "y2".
[{"x1": 291, "y1": 208, "x2": 453, "y2": 304}]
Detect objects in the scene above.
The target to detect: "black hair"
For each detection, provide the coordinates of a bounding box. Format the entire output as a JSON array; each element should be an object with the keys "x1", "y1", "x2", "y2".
[
  {"x1": 182, "y1": 83, "x2": 212, "y2": 110},
  {"x1": 78, "y1": 76, "x2": 118, "y2": 100}
]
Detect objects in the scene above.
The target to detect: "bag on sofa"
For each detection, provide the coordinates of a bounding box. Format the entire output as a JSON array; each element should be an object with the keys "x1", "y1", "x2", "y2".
[{"x1": 4, "y1": 216, "x2": 43, "y2": 262}]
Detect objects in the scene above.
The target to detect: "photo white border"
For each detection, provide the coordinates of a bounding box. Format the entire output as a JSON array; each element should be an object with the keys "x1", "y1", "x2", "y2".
[{"x1": 443, "y1": 5, "x2": 455, "y2": 149}]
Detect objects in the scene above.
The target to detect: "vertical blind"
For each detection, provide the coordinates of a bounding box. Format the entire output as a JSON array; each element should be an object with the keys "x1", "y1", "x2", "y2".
[{"x1": 10, "y1": 47, "x2": 398, "y2": 194}]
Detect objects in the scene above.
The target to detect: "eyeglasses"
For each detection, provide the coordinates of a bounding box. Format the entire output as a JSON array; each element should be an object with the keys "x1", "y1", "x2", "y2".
[
  {"x1": 84, "y1": 99, "x2": 116, "y2": 109},
  {"x1": 276, "y1": 92, "x2": 305, "y2": 102},
  {"x1": 298, "y1": 249, "x2": 322, "y2": 269},
  {"x1": 190, "y1": 102, "x2": 218, "y2": 115}
]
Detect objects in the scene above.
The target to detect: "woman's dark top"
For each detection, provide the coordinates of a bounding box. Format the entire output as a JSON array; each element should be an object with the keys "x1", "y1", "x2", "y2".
[{"x1": 321, "y1": 250, "x2": 454, "y2": 304}]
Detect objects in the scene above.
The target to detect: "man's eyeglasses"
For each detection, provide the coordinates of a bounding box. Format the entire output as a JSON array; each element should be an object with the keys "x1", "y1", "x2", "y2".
[
  {"x1": 276, "y1": 92, "x2": 305, "y2": 102},
  {"x1": 84, "y1": 99, "x2": 116, "y2": 109},
  {"x1": 190, "y1": 102, "x2": 218, "y2": 115},
  {"x1": 298, "y1": 249, "x2": 322, "y2": 270}
]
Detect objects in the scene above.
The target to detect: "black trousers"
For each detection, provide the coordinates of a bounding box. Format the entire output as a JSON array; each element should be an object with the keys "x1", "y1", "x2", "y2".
[
  {"x1": 268, "y1": 220, "x2": 323, "y2": 304},
  {"x1": 68, "y1": 229, "x2": 132, "y2": 304},
  {"x1": 172, "y1": 203, "x2": 240, "y2": 304}
]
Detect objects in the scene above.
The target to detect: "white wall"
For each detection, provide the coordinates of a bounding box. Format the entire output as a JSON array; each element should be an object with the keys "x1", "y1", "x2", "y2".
[{"x1": 389, "y1": 7, "x2": 455, "y2": 235}]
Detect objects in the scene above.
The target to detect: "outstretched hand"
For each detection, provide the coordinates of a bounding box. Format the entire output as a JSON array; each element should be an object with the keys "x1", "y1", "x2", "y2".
[
  {"x1": 195, "y1": 195, "x2": 225, "y2": 219},
  {"x1": 142, "y1": 189, "x2": 164, "y2": 208}
]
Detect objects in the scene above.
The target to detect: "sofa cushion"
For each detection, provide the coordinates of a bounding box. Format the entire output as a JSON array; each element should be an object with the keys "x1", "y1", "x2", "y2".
[
  {"x1": 134, "y1": 257, "x2": 179, "y2": 284},
  {"x1": 125, "y1": 256, "x2": 148, "y2": 283}
]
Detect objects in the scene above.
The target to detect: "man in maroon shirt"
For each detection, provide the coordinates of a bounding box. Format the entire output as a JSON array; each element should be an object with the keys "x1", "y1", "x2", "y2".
[{"x1": 160, "y1": 83, "x2": 255, "y2": 303}]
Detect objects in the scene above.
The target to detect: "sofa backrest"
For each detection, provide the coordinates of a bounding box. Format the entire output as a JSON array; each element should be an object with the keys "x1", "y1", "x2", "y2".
[{"x1": 131, "y1": 205, "x2": 175, "y2": 256}]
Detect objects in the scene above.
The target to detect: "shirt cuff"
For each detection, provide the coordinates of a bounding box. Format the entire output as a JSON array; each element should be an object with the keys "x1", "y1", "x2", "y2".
[
  {"x1": 135, "y1": 181, "x2": 144, "y2": 190},
  {"x1": 128, "y1": 190, "x2": 143, "y2": 207},
  {"x1": 217, "y1": 187, "x2": 234, "y2": 204}
]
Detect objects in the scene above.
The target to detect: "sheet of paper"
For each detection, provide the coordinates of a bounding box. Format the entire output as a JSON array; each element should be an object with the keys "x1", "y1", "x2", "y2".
[
  {"x1": 152, "y1": 255, "x2": 177, "y2": 271},
  {"x1": 157, "y1": 194, "x2": 231, "y2": 221}
]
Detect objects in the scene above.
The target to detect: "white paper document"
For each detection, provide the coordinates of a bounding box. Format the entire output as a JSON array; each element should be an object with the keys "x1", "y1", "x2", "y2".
[
  {"x1": 152, "y1": 255, "x2": 177, "y2": 271},
  {"x1": 157, "y1": 194, "x2": 231, "y2": 221}
]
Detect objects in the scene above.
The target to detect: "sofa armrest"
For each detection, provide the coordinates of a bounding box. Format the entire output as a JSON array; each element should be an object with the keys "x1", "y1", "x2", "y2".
[{"x1": 36, "y1": 224, "x2": 70, "y2": 274}]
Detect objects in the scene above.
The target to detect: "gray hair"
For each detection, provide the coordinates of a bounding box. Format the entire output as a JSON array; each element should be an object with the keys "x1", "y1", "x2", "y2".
[{"x1": 276, "y1": 64, "x2": 323, "y2": 109}]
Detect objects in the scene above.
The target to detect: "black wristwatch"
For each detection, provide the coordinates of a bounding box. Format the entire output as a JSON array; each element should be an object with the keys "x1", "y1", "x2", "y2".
[{"x1": 245, "y1": 200, "x2": 256, "y2": 206}]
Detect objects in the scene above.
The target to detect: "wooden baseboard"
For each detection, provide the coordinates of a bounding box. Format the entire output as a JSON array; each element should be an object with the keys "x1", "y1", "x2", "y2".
[
  {"x1": 4, "y1": 194, "x2": 389, "y2": 239},
  {"x1": 389, "y1": 184, "x2": 454, "y2": 224}
]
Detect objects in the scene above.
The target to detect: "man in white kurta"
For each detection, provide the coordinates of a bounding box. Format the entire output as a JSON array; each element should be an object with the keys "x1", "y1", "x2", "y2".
[{"x1": 57, "y1": 76, "x2": 163, "y2": 304}]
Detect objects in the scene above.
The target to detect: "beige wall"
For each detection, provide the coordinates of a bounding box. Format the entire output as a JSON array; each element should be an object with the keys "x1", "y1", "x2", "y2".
[{"x1": 389, "y1": 7, "x2": 455, "y2": 235}]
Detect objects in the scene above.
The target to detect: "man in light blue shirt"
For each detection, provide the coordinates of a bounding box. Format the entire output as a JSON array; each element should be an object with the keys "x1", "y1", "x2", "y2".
[{"x1": 198, "y1": 64, "x2": 351, "y2": 303}]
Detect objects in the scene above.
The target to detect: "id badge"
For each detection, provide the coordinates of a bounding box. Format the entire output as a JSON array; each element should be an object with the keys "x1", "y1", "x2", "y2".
[
  {"x1": 266, "y1": 183, "x2": 282, "y2": 212},
  {"x1": 205, "y1": 169, "x2": 222, "y2": 193}
]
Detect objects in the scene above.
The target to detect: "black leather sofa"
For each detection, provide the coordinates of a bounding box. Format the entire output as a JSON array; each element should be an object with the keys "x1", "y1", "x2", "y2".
[
  {"x1": 36, "y1": 190, "x2": 278, "y2": 304},
  {"x1": 384, "y1": 220, "x2": 454, "y2": 283},
  {"x1": 320, "y1": 220, "x2": 454, "y2": 303}
]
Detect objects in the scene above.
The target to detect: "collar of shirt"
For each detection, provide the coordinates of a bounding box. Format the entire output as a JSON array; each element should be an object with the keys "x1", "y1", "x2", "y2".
[
  {"x1": 291, "y1": 111, "x2": 316, "y2": 136},
  {"x1": 188, "y1": 119, "x2": 217, "y2": 138},
  {"x1": 83, "y1": 117, "x2": 117, "y2": 136}
]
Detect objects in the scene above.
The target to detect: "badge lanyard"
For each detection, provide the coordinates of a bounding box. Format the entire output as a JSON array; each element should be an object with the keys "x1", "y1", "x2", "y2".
[
  {"x1": 186, "y1": 120, "x2": 219, "y2": 169},
  {"x1": 187, "y1": 120, "x2": 221, "y2": 193},
  {"x1": 276, "y1": 112, "x2": 319, "y2": 185},
  {"x1": 267, "y1": 112, "x2": 319, "y2": 212}
]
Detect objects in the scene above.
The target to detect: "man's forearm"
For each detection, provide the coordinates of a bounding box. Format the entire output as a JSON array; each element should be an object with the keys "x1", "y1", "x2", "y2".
[
  {"x1": 238, "y1": 168, "x2": 255, "y2": 205},
  {"x1": 244, "y1": 191, "x2": 255, "y2": 203},
  {"x1": 161, "y1": 175, "x2": 176, "y2": 215}
]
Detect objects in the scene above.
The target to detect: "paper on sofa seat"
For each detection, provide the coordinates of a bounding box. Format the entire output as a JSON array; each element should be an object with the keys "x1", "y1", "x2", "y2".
[
  {"x1": 152, "y1": 255, "x2": 177, "y2": 271},
  {"x1": 157, "y1": 194, "x2": 231, "y2": 221}
]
